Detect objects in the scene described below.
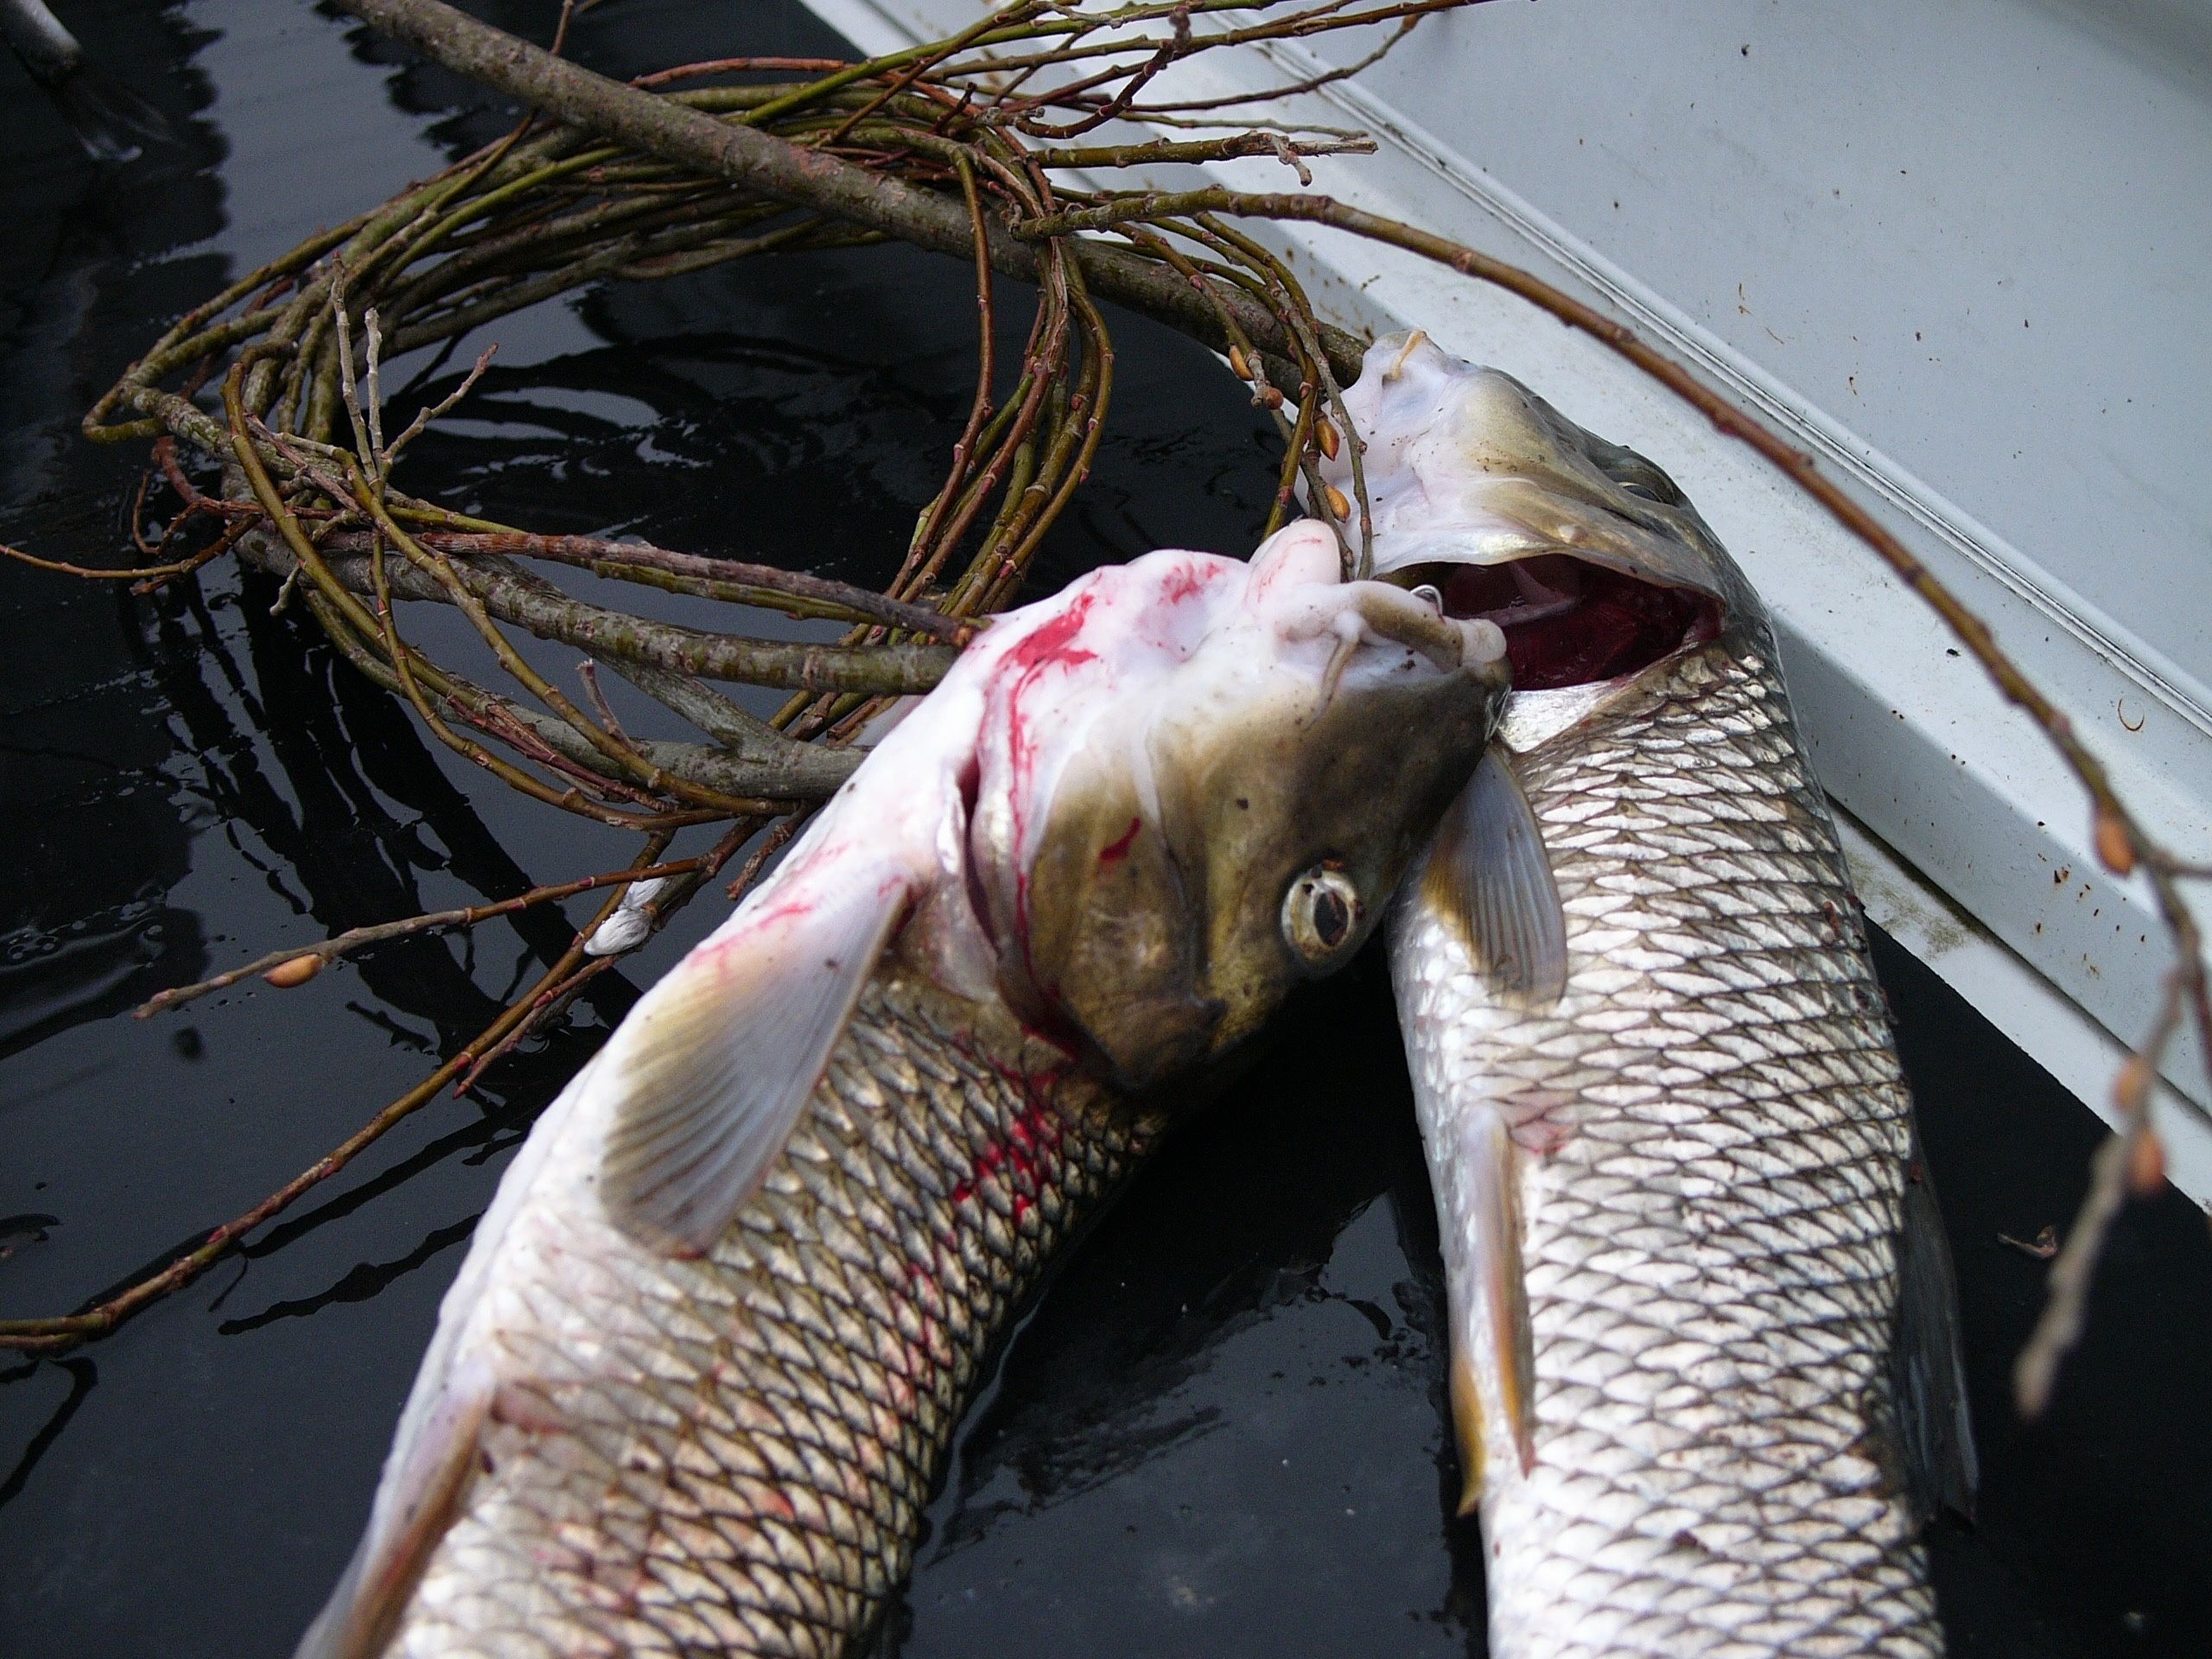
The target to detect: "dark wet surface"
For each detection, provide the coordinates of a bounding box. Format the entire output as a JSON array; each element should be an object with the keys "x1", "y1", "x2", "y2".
[{"x1": 3, "y1": 3, "x2": 2209, "y2": 1656}]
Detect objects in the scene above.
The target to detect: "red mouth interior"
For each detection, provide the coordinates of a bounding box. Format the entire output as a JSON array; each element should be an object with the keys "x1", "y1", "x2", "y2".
[{"x1": 1425, "y1": 552, "x2": 1720, "y2": 690}]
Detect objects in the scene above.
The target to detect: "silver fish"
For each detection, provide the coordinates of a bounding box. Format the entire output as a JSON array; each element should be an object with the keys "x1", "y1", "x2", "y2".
[
  {"x1": 296, "y1": 520, "x2": 1510, "y2": 1659},
  {"x1": 1319, "y1": 335, "x2": 1975, "y2": 1657}
]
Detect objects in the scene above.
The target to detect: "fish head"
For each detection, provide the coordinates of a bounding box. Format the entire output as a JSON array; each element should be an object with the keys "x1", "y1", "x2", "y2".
[
  {"x1": 1319, "y1": 332, "x2": 1755, "y2": 738},
  {"x1": 963, "y1": 521, "x2": 1510, "y2": 1090}
]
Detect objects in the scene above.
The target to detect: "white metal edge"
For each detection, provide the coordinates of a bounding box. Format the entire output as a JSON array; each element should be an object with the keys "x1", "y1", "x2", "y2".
[
  {"x1": 795, "y1": 0, "x2": 933, "y2": 59},
  {"x1": 1257, "y1": 40, "x2": 2212, "y2": 739},
  {"x1": 1836, "y1": 810, "x2": 2212, "y2": 1211}
]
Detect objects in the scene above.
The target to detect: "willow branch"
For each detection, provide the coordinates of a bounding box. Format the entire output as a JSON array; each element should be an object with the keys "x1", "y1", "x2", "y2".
[
  {"x1": 135, "y1": 856, "x2": 714, "y2": 1018},
  {"x1": 0, "y1": 842, "x2": 674, "y2": 1355},
  {"x1": 237, "y1": 520, "x2": 959, "y2": 696},
  {"x1": 324, "y1": 0, "x2": 1362, "y2": 372},
  {"x1": 317, "y1": 529, "x2": 972, "y2": 639}
]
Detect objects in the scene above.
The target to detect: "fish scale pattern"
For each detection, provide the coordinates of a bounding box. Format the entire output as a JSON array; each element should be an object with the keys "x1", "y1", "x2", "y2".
[
  {"x1": 1394, "y1": 637, "x2": 1941, "y2": 1658},
  {"x1": 392, "y1": 969, "x2": 1153, "y2": 1659}
]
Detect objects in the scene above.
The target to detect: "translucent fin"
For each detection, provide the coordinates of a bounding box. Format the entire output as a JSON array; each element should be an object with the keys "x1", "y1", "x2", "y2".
[
  {"x1": 1442, "y1": 1107, "x2": 1535, "y2": 1514},
  {"x1": 1424, "y1": 747, "x2": 1567, "y2": 1005},
  {"x1": 601, "y1": 874, "x2": 910, "y2": 1256},
  {"x1": 293, "y1": 1363, "x2": 492, "y2": 1659},
  {"x1": 1891, "y1": 1128, "x2": 1979, "y2": 1523}
]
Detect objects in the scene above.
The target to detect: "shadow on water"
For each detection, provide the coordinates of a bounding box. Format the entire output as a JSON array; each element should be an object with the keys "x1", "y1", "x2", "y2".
[{"x1": 1, "y1": 3, "x2": 2207, "y2": 1658}]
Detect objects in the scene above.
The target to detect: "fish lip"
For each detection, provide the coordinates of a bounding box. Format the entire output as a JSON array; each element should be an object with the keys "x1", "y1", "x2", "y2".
[
  {"x1": 1267, "y1": 582, "x2": 1512, "y2": 698},
  {"x1": 1350, "y1": 582, "x2": 1511, "y2": 678},
  {"x1": 1326, "y1": 340, "x2": 1739, "y2": 617},
  {"x1": 1320, "y1": 332, "x2": 1744, "y2": 706}
]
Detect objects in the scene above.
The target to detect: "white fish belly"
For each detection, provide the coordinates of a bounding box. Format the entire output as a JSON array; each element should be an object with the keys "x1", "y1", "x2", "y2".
[{"x1": 1395, "y1": 640, "x2": 1940, "y2": 1658}]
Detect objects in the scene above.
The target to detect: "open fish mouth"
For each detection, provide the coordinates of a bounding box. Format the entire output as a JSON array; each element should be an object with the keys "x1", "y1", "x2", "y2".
[
  {"x1": 1389, "y1": 550, "x2": 1721, "y2": 691},
  {"x1": 1319, "y1": 330, "x2": 1745, "y2": 693}
]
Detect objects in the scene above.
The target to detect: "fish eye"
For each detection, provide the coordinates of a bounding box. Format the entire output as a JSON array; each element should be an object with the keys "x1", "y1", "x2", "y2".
[
  {"x1": 1282, "y1": 864, "x2": 1365, "y2": 970},
  {"x1": 1410, "y1": 583, "x2": 1443, "y2": 611}
]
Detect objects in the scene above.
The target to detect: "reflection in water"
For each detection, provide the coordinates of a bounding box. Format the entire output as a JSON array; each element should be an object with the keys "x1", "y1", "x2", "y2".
[
  {"x1": 0, "y1": 0, "x2": 224, "y2": 1063},
  {"x1": 2, "y1": 5, "x2": 2209, "y2": 1659}
]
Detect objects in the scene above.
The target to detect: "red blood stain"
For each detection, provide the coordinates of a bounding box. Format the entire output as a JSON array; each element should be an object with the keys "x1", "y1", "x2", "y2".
[
  {"x1": 748, "y1": 897, "x2": 811, "y2": 930},
  {"x1": 997, "y1": 592, "x2": 1100, "y2": 821},
  {"x1": 948, "y1": 1105, "x2": 1051, "y2": 1207},
  {"x1": 755, "y1": 1487, "x2": 797, "y2": 1521},
  {"x1": 1156, "y1": 557, "x2": 1215, "y2": 608},
  {"x1": 1098, "y1": 816, "x2": 1142, "y2": 866},
  {"x1": 1001, "y1": 589, "x2": 1101, "y2": 678},
  {"x1": 946, "y1": 1058, "x2": 1068, "y2": 1213},
  {"x1": 987, "y1": 590, "x2": 1103, "y2": 982}
]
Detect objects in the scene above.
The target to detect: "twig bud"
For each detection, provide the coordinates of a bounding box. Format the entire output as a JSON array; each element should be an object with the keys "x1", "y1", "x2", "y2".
[
  {"x1": 1316, "y1": 416, "x2": 1340, "y2": 460},
  {"x1": 2093, "y1": 802, "x2": 2136, "y2": 874},
  {"x1": 2113, "y1": 1051, "x2": 2153, "y2": 1119},
  {"x1": 2128, "y1": 1126, "x2": 2167, "y2": 1198},
  {"x1": 1323, "y1": 483, "x2": 1351, "y2": 521},
  {"x1": 1228, "y1": 345, "x2": 1254, "y2": 382},
  {"x1": 264, "y1": 953, "x2": 323, "y2": 988}
]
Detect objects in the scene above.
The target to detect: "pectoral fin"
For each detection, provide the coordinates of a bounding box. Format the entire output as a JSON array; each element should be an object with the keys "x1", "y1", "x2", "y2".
[
  {"x1": 601, "y1": 872, "x2": 912, "y2": 1255},
  {"x1": 1891, "y1": 1129, "x2": 1979, "y2": 1522},
  {"x1": 1424, "y1": 747, "x2": 1567, "y2": 1006},
  {"x1": 1441, "y1": 1107, "x2": 1535, "y2": 1514}
]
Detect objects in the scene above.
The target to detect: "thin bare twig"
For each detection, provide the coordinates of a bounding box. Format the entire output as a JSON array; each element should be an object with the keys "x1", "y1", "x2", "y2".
[
  {"x1": 0, "y1": 840, "x2": 675, "y2": 1355},
  {"x1": 575, "y1": 658, "x2": 628, "y2": 741},
  {"x1": 2015, "y1": 981, "x2": 2183, "y2": 1415},
  {"x1": 385, "y1": 343, "x2": 497, "y2": 466},
  {"x1": 313, "y1": 529, "x2": 976, "y2": 639},
  {"x1": 133, "y1": 856, "x2": 712, "y2": 1019}
]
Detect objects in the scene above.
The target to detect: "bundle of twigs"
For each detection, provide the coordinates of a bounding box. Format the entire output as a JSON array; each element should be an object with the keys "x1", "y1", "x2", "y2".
[
  {"x1": 0, "y1": 0, "x2": 1444, "y2": 1352},
  {"x1": 2, "y1": 0, "x2": 2202, "y2": 1414}
]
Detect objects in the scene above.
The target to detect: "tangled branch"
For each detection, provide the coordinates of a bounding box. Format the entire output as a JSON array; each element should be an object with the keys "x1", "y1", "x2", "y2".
[{"x1": 0, "y1": 0, "x2": 1432, "y2": 1355}]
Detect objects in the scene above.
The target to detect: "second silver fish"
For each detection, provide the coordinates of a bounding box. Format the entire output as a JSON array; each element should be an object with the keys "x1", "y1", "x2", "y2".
[{"x1": 1321, "y1": 335, "x2": 1975, "y2": 1658}]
